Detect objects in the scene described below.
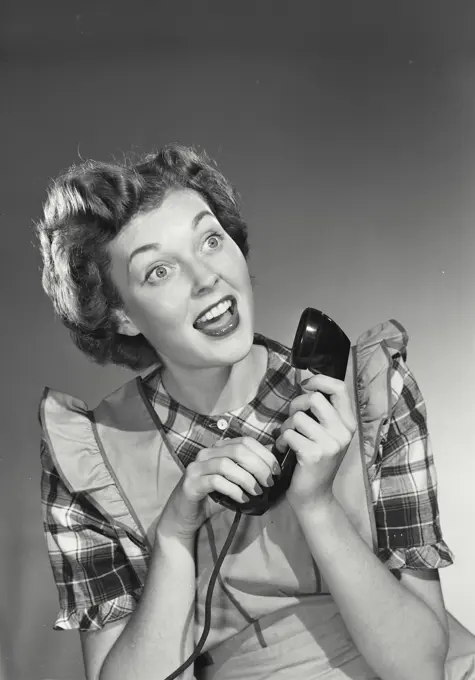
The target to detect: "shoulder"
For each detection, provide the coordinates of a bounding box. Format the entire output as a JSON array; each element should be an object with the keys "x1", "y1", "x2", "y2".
[
  {"x1": 353, "y1": 319, "x2": 424, "y2": 431},
  {"x1": 352, "y1": 318, "x2": 410, "y2": 421},
  {"x1": 39, "y1": 365, "x2": 160, "y2": 428},
  {"x1": 38, "y1": 368, "x2": 156, "y2": 496},
  {"x1": 353, "y1": 318, "x2": 408, "y2": 363}
]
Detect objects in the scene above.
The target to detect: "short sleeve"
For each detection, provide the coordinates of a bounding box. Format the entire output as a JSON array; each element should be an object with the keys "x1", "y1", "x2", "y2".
[
  {"x1": 371, "y1": 354, "x2": 454, "y2": 571},
  {"x1": 41, "y1": 436, "x2": 143, "y2": 630}
]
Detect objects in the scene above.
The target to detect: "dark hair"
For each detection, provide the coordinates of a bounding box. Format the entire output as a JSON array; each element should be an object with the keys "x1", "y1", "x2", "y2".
[{"x1": 36, "y1": 144, "x2": 249, "y2": 371}]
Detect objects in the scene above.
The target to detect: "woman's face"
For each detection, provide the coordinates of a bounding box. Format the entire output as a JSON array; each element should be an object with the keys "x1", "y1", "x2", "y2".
[{"x1": 108, "y1": 188, "x2": 254, "y2": 371}]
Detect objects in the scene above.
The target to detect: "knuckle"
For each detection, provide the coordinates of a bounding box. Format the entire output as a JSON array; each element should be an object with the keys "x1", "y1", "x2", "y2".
[
  {"x1": 331, "y1": 440, "x2": 341, "y2": 455},
  {"x1": 231, "y1": 446, "x2": 245, "y2": 463},
  {"x1": 282, "y1": 429, "x2": 293, "y2": 443},
  {"x1": 186, "y1": 460, "x2": 199, "y2": 476},
  {"x1": 346, "y1": 423, "x2": 355, "y2": 438},
  {"x1": 309, "y1": 392, "x2": 324, "y2": 407},
  {"x1": 335, "y1": 381, "x2": 347, "y2": 395},
  {"x1": 195, "y1": 448, "x2": 209, "y2": 463},
  {"x1": 218, "y1": 457, "x2": 231, "y2": 474},
  {"x1": 323, "y1": 442, "x2": 338, "y2": 457},
  {"x1": 280, "y1": 417, "x2": 290, "y2": 430},
  {"x1": 341, "y1": 432, "x2": 352, "y2": 447},
  {"x1": 289, "y1": 402, "x2": 300, "y2": 418}
]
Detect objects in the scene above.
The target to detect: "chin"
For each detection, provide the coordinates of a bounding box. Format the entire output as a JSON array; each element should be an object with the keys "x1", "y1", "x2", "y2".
[
  {"x1": 222, "y1": 327, "x2": 255, "y2": 364},
  {"x1": 199, "y1": 318, "x2": 254, "y2": 368},
  {"x1": 226, "y1": 330, "x2": 255, "y2": 365}
]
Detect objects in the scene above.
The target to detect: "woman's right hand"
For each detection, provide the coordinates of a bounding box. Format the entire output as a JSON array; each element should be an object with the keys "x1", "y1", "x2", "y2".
[{"x1": 159, "y1": 436, "x2": 281, "y2": 540}]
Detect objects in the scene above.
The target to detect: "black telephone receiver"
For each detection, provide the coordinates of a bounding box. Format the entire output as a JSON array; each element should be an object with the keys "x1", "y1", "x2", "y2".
[{"x1": 209, "y1": 308, "x2": 351, "y2": 516}]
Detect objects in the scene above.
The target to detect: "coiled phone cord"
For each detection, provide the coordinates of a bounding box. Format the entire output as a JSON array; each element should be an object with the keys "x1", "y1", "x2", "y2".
[{"x1": 163, "y1": 510, "x2": 242, "y2": 680}]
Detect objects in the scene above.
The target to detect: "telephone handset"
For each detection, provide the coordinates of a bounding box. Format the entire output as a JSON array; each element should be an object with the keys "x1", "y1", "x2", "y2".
[{"x1": 210, "y1": 308, "x2": 351, "y2": 516}]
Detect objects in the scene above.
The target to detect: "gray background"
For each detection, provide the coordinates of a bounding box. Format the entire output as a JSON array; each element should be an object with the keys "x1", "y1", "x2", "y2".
[{"x1": 2, "y1": 2, "x2": 475, "y2": 679}]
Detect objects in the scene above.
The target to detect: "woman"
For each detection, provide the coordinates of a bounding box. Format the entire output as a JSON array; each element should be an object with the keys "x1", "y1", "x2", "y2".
[{"x1": 38, "y1": 144, "x2": 453, "y2": 680}]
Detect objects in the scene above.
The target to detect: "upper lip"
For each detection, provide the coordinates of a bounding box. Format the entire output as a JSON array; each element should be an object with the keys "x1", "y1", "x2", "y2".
[{"x1": 194, "y1": 295, "x2": 235, "y2": 325}]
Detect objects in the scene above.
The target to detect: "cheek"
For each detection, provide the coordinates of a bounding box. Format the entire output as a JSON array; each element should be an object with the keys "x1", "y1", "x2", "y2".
[
  {"x1": 222, "y1": 244, "x2": 250, "y2": 283},
  {"x1": 130, "y1": 285, "x2": 190, "y2": 332},
  {"x1": 137, "y1": 295, "x2": 182, "y2": 326}
]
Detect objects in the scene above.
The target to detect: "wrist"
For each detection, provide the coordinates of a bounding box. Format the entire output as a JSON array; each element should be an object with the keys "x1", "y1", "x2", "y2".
[
  {"x1": 155, "y1": 522, "x2": 196, "y2": 551},
  {"x1": 291, "y1": 492, "x2": 338, "y2": 524},
  {"x1": 156, "y1": 505, "x2": 199, "y2": 544}
]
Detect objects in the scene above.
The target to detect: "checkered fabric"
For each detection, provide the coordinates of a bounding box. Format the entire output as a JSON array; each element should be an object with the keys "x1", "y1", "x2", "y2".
[{"x1": 40, "y1": 334, "x2": 453, "y2": 630}]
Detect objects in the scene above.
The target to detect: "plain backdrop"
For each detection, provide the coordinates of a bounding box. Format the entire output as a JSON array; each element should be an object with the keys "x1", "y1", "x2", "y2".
[{"x1": 1, "y1": 2, "x2": 475, "y2": 679}]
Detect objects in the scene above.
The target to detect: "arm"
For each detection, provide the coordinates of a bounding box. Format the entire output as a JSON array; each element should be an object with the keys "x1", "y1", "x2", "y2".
[
  {"x1": 86, "y1": 530, "x2": 197, "y2": 680},
  {"x1": 97, "y1": 436, "x2": 281, "y2": 679},
  {"x1": 277, "y1": 361, "x2": 452, "y2": 680},
  {"x1": 42, "y1": 433, "x2": 279, "y2": 680},
  {"x1": 296, "y1": 496, "x2": 448, "y2": 680},
  {"x1": 41, "y1": 441, "x2": 197, "y2": 680}
]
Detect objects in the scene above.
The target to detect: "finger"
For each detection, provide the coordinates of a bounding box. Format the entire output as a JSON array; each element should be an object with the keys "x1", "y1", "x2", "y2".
[
  {"x1": 203, "y1": 475, "x2": 251, "y2": 505},
  {"x1": 212, "y1": 437, "x2": 281, "y2": 476},
  {"x1": 288, "y1": 392, "x2": 339, "y2": 427},
  {"x1": 275, "y1": 428, "x2": 323, "y2": 464},
  {"x1": 300, "y1": 378, "x2": 355, "y2": 430},
  {"x1": 280, "y1": 410, "x2": 328, "y2": 441},
  {"x1": 243, "y1": 437, "x2": 282, "y2": 474},
  {"x1": 199, "y1": 444, "x2": 274, "y2": 493},
  {"x1": 301, "y1": 373, "x2": 347, "y2": 396},
  {"x1": 190, "y1": 457, "x2": 263, "y2": 496},
  {"x1": 279, "y1": 414, "x2": 340, "y2": 452}
]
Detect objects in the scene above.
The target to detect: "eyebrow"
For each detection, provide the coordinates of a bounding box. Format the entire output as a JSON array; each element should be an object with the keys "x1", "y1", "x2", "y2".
[{"x1": 127, "y1": 209, "x2": 214, "y2": 269}]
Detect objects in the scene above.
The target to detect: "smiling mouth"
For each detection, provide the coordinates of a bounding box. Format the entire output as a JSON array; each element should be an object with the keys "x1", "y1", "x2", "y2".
[
  {"x1": 193, "y1": 296, "x2": 239, "y2": 337},
  {"x1": 193, "y1": 296, "x2": 234, "y2": 326}
]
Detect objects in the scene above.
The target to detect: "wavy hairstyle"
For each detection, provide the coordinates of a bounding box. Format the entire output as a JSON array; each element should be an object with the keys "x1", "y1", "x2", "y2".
[{"x1": 36, "y1": 144, "x2": 249, "y2": 370}]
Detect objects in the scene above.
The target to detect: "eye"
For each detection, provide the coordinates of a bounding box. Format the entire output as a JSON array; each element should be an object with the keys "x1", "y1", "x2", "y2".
[
  {"x1": 204, "y1": 232, "x2": 224, "y2": 251},
  {"x1": 146, "y1": 264, "x2": 170, "y2": 283}
]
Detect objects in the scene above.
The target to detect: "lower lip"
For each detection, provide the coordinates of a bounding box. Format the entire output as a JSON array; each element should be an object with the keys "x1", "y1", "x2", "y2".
[{"x1": 194, "y1": 302, "x2": 240, "y2": 338}]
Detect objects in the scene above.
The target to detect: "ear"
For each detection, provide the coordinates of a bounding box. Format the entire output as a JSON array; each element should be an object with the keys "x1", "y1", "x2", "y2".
[{"x1": 113, "y1": 309, "x2": 141, "y2": 337}]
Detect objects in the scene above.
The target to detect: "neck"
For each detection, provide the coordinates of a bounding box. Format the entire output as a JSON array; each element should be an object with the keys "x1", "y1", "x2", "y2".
[{"x1": 161, "y1": 344, "x2": 266, "y2": 415}]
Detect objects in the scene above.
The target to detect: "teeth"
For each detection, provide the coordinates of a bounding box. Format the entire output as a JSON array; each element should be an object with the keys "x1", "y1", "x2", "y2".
[{"x1": 197, "y1": 299, "x2": 232, "y2": 323}]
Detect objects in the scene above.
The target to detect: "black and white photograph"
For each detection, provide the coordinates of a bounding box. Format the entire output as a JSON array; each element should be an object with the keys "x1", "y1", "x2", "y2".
[{"x1": 1, "y1": 2, "x2": 475, "y2": 679}]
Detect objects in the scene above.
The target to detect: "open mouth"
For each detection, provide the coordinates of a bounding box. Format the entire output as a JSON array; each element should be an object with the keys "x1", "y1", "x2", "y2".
[{"x1": 193, "y1": 295, "x2": 239, "y2": 337}]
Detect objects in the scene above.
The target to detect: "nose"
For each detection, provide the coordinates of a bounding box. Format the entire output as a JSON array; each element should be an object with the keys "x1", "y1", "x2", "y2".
[{"x1": 190, "y1": 261, "x2": 219, "y2": 296}]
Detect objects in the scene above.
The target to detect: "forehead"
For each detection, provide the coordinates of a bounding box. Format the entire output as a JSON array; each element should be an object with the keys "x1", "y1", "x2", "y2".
[{"x1": 113, "y1": 188, "x2": 212, "y2": 254}]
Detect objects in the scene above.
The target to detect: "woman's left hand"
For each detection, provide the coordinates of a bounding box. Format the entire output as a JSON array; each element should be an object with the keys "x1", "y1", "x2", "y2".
[{"x1": 275, "y1": 373, "x2": 357, "y2": 514}]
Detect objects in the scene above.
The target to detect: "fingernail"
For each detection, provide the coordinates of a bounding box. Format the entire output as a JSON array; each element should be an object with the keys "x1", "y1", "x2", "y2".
[
  {"x1": 254, "y1": 482, "x2": 263, "y2": 495},
  {"x1": 266, "y1": 474, "x2": 274, "y2": 487},
  {"x1": 272, "y1": 462, "x2": 281, "y2": 475}
]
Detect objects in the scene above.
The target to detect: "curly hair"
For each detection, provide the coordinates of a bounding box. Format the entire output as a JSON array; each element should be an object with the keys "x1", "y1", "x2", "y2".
[{"x1": 36, "y1": 144, "x2": 250, "y2": 371}]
